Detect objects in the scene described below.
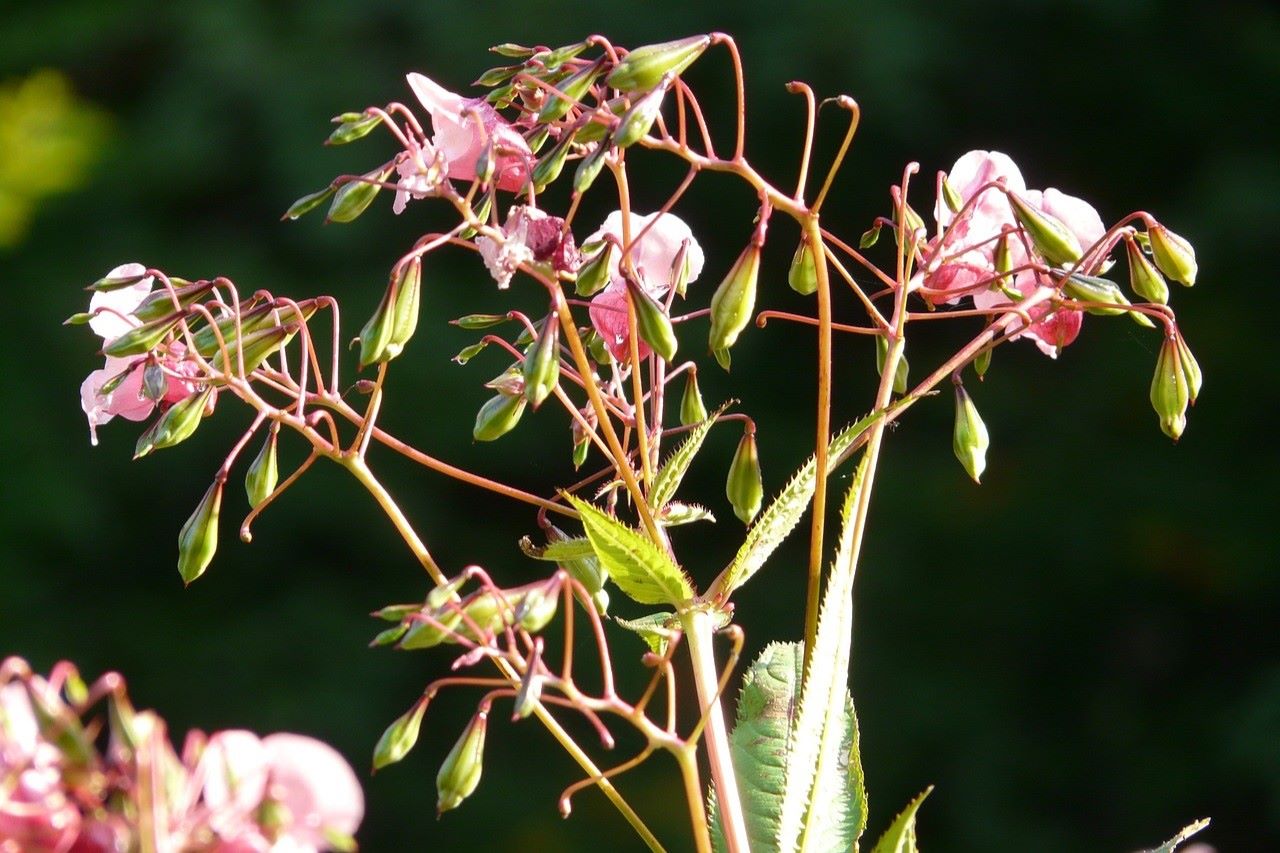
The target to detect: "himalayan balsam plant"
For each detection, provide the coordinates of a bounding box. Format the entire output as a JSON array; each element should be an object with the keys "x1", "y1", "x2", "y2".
[{"x1": 59, "y1": 33, "x2": 1212, "y2": 852}]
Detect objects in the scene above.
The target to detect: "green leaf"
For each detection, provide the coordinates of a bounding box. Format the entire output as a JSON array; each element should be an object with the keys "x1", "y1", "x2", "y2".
[
  {"x1": 613, "y1": 612, "x2": 677, "y2": 655},
  {"x1": 868, "y1": 788, "x2": 932, "y2": 853},
  {"x1": 650, "y1": 402, "x2": 730, "y2": 511},
  {"x1": 777, "y1": 463, "x2": 868, "y2": 853},
  {"x1": 565, "y1": 496, "x2": 693, "y2": 606},
  {"x1": 520, "y1": 536, "x2": 595, "y2": 562},
  {"x1": 710, "y1": 409, "x2": 888, "y2": 599},
  {"x1": 1140, "y1": 818, "x2": 1211, "y2": 853},
  {"x1": 657, "y1": 502, "x2": 716, "y2": 527}
]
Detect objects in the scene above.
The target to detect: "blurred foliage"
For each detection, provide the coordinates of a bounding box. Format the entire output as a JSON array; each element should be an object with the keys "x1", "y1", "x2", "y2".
[
  {"x1": 0, "y1": 69, "x2": 108, "y2": 246},
  {"x1": 1, "y1": 1, "x2": 1277, "y2": 851}
]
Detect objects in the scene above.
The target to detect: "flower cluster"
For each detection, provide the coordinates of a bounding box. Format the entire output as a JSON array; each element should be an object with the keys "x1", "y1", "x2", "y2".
[{"x1": 1, "y1": 658, "x2": 363, "y2": 852}]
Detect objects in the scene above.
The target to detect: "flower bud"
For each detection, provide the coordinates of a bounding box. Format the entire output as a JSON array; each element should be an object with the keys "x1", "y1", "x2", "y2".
[
  {"x1": 708, "y1": 243, "x2": 761, "y2": 361},
  {"x1": 453, "y1": 313, "x2": 509, "y2": 330},
  {"x1": 625, "y1": 277, "x2": 678, "y2": 362},
  {"x1": 573, "y1": 144, "x2": 608, "y2": 194},
  {"x1": 134, "y1": 387, "x2": 213, "y2": 459},
  {"x1": 523, "y1": 315, "x2": 560, "y2": 408},
  {"x1": 670, "y1": 240, "x2": 693, "y2": 298},
  {"x1": 531, "y1": 132, "x2": 575, "y2": 192},
  {"x1": 875, "y1": 335, "x2": 908, "y2": 395},
  {"x1": 1125, "y1": 238, "x2": 1169, "y2": 305},
  {"x1": 574, "y1": 242, "x2": 614, "y2": 296},
  {"x1": 244, "y1": 428, "x2": 279, "y2": 509},
  {"x1": 326, "y1": 113, "x2": 383, "y2": 146},
  {"x1": 1175, "y1": 332, "x2": 1202, "y2": 404},
  {"x1": 726, "y1": 430, "x2": 764, "y2": 524},
  {"x1": 941, "y1": 176, "x2": 964, "y2": 214},
  {"x1": 787, "y1": 239, "x2": 819, "y2": 296},
  {"x1": 606, "y1": 35, "x2": 710, "y2": 92},
  {"x1": 1148, "y1": 224, "x2": 1197, "y2": 286},
  {"x1": 612, "y1": 82, "x2": 667, "y2": 148},
  {"x1": 680, "y1": 370, "x2": 708, "y2": 426},
  {"x1": 473, "y1": 392, "x2": 527, "y2": 441},
  {"x1": 326, "y1": 167, "x2": 391, "y2": 223},
  {"x1": 372, "y1": 699, "x2": 427, "y2": 771},
  {"x1": 952, "y1": 384, "x2": 990, "y2": 484},
  {"x1": 1008, "y1": 193, "x2": 1083, "y2": 267},
  {"x1": 178, "y1": 480, "x2": 222, "y2": 585},
  {"x1": 283, "y1": 185, "x2": 337, "y2": 221},
  {"x1": 1150, "y1": 336, "x2": 1190, "y2": 441},
  {"x1": 89, "y1": 268, "x2": 151, "y2": 292},
  {"x1": 538, "y1": 64, "x2": 602, "y2": 123},
  {"x1": 436, "y1": 711, "x2": 487, "y2": 814},
  {"x1": 102, "y1": 315, "x2": 182, "y2": 358}
]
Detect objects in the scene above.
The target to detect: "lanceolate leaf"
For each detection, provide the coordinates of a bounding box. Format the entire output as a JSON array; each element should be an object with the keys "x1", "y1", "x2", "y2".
[
  {"x1": 710, "y1": 409, "x2": 888, "y2": 599},
  {"x1": 519, "y1": 536, "x2": 595, "y2": 562},
  {"x1": 649, "y1": 402, "x2": 731, "y2": 511},
  {"x1": 868, "y1": 787, "x2": 932, "y2": 853},
  {"x1": 777, "y1": 461, "x2": 868, "y2": 853},
  {"x1": 1140, "y1": 818, "x2": 1211, "y2": 853},
  {"x1": 613, "y1": 612, "x2": 678, "y2": 656},
  {"x1": 565, "y1": 496, "x2": 694, "y2": 606}
]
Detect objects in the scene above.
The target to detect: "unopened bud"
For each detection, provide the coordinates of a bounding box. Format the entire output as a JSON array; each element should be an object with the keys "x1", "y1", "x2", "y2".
[
  {"x1": 1150, "y1": 335, "x2": 1190, "y2": 440},
  {"x1": 436, "y1": 711, "x2": 488, "y2": 814},
  {"x1": 670, "y1": 241, "x2": 693, "y2": 297},
  {"x1": 360, "y1": 259, "x2": 423, "y2": 367},
  {"x1": 606, "y1": 35, "x2": 710, "y2": 92},
  {"x1": 426, "y1": 575, "x2": 469, "y2": 611},
  {"x1": 531, "y1": 132, "x2": 575, "y2": 192},
  {"x1": 625, "y1": 278, "x2": 678, "y2": 362},
  {"x1": 708, "y1": 243, "x2": 761, "y2": 361},
  {"x1": 973, "y1": 347, "x2": 992, "y2": 380},
  {"x1": 875, "y1": 335, "x2": 908, "y2": 395},
  {"x1": 326, "y1": 113, "x2": 383, "y2": 146},
  {"x1": 1125, "y1": 238, "x2": 1169, "y2": 305},
  {"x1": 326, "y1": 167, "x2": 391, "y2": 223},
  {"x1": 572, "y1": 435, "x2": 589, "y2": 469},
  {"x1": 102, "y1": 315, "x2": 182, "y2": 358},
  {"x1": 573, "y1": 144, "x2": 608, "y2": 194},
  {"x1": 1175, "y1": 332, "x2": 1202, "y2": 404},
  {"x1": 372, "y1": 699, "x2": 427, "y2": 771},
  {"x1": 133, "y1": 280, "x2": 216, "y2": 324},
  {"x1": 135, "y1": 387, "x2": 213, "y2": 459},
  {"x1": 177, "y1": 480, "x2": 222, "y2": 585},
  {"x1": 453, "y1": 313, "x2": 509, "y2": 330},
  {"x1": 574, "y1": 243, "x2": 614, "y2": 296},
  {"x1": 726, "y1": 430, "x2": 764, "y2": 524},
  {"x1": 283, "y1": 186, "x2": 336, "y2": 221},
  {"x1": 680, "y1": 370, "x2": 708, "y2": 426},
  {"x1": 787, "y1": 239, "x2": 819, "y2": 296},
  {"x1": 398, "y1": 608, "x2": 463, "y2": 650},
  {"x1": 1008, "y1": 193, "x2": 1083, "y2": 267},
  {"x1": 1063, "y1": 273, "x2": 1154, "y2": 326},
  {"x1": 941, "y1": 176, "x2": 964, "y2": 215},
  {"x1": 473, "y1": 392, "x2": 527, "y2": 441},
  {"x1": 952, "y1": 384, "x2": 990, "y2": 484},
  {"x1": 244, "y1": 428, "x2": 279, "y2": 509},
  {"x1": 523, "y1": 315, "x2": 561, "y2": 408},
  {"x1": 538, "y1": 64, "x2": 602, "y2": 123},
  {"x1": 1148, "y1": 224, "x2": 1197, "y2": 286},
  {"x1": 612, "y1": 81, "x2": 668, "y2": 148}
]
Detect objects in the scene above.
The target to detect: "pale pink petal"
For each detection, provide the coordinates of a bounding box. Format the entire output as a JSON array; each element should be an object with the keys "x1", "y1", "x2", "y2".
[
  {"x1": 585, "y1": 211, "x2": 705, "y2": 296},
  {"x1": 406, "y1": 73, "x2": 531, "y2": 192},
  {"x1": 589, "y1": 282, "x2": 651, "y2": 362},
  {"x1": 199, "y1": 730, "x2": 270, "y2": 826},
  {"x1": 80, "y1": 358, "x2": 153, "y2": 445},
  {"x1": 88, "y1": 263, "x2": 154, "y2": 340},
  {"x1": 261, "y1": 733, "x2": 363, "y2": 849},
  {"x1": 937, "y1": 150, "x2": 1025, "y2": 232},
  {"x1": 972, "y1": 269, "x2": 1081, "y2": 358},
  {"x1": 1037, "y1": 187, "x2": 1106, "y2": 257}
]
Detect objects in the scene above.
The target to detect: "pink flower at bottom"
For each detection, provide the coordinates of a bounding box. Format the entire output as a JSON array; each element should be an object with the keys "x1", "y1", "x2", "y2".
[
  {"x1": 589, "y1": 282, "x2": 651, "y2": 362},
  {"x1": 260, "y1": 733, "x2": 363, "y2": 851},
  {"x1": 80, "y1": 345, "x2": 201, "y2": 445}
]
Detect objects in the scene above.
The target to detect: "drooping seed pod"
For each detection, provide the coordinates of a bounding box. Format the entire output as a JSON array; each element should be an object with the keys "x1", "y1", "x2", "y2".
[
  {"x1": 177, "y1": 480, "x2": 223, "y2": 585},
  {"x1": 244, "y1": 428, "x2": 279, "y2": 509},
  {"x1": 575, "y1": 242, "x2": 615, "y2": 296},
  {"x1": 726, "y1": 430, "x2": 764, "y2": 524},
  {"x1": 707, "y1": 243, "x2": 761, "y2": 362},
  {"x1": 1008, "y1": 193, "x2": 1083, "y2": 267},
  {"x1": 372, "y1": 698, "x2": 427, "y2": 771},
  {"x1": 436, "y1": 711, "x2": 488, "y2": 814},
  {"x1": 134, "y1": 387, "x2": 213, "y2": 459},
  {"x1": 952, "y1": 383, "x2": 990, "y2": 484},
  {"x1": 1148, "y1": 224, "x2": 1198, "y2": 286},
  {"x1": 473, "y1": 392, "x2": 527, "y2": 442},
  {"x1": 325, "y1": 167, "x2": 391, "y2": 223},
  {"x1": 1125, "y1": 237, "x2": 1169, "y2": 305},
  {"x1": 875, "y1": 335, "x2": 908, "y2": 395},
  {"x1": 522, "y1": 315, "x2": 561, "y2": 408},
  {"x1": 625, "y1": 278, "x2": 678, "y2": 362},
  {"x1": 1174, "y1": 332, "x2": 1202, "y2": 405},
  {"x1": 787, "y1": 239, "x2": 819, "y2": 295},
  {"x1": 605, "y1": 35, "x2": 711, "y2": 92},
  {"x1": 680, "y1": 370, "x2": 708, "y2": 426},
  {"x1": 1150, "y1": 335, "x2": 1190, "y2": 441},
  {"x1": 612, "y1": 81, "x2": 668, "y2": 148},
  {"x1": 538, "y1": 63, "x2": 603, "y2": 123}
]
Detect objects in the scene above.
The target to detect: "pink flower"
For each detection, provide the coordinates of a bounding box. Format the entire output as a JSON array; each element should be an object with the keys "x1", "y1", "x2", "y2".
[
  {"x1": 406, "y1": 73, "x2": 532, "y2": 193},
  {"x1": 0, "y1": 683, "x2": 83, "y2": 851},
  {"x1": 88, "y1": 263, "x2": 155, "y2": 340},
  {"x1": 585, "y1": 211, "x2": 704, "y2": 362},
  {"x1": 259, "y1": 733, "x2": 363, "y2": 851},
  {"x1": 476, "y1": 205, "x2": 578, "y2": 288},
  {"x1": 391, "y1": 144, "x2": 445, "y2": 215},
  {"x1": 196, "y1": 730, "x2": 271, "y2": 837}
]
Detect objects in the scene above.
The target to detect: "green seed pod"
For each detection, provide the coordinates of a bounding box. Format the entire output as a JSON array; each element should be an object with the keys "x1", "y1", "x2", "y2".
[
  {"x1": 1125, "y1": 238, "x2": 1169, "y2": 305},
  {"x1": 874, "y1": 335, "x2": 909, "y2": 395},
  {"x1": 513, "y1": 586, "x2": 559, "y2": 633},
  {"x1": 326, "y1": 113, "x2": 383, "y2": 146},
  {"x1": 1148, "y1": 224, "x2": 1197, "y2": 286},
  {"x1": 538, "y1": 40, "x2": 591, "y2": 70},
  {"x1": 973, "y1": 347, "x2": 992, "y2": 380},
  {"x1": 141, "y1": 362, "x2": 168, "y2": 403},
  {"x1": 707, "y1": 243, "x2": 761, "y2": 361},
  {"x1": 426, "y1": 575, "x2": 469, "y2": 611},
  {"x1": 941, "y1": 176, "x2": 964, "y2": 214},
  {"x1": 326, "y1": 167, "x2": 391, "y2": 223},
  {"x1": 573, "y1": 144, "x2": 608, "y2": 194},
  {"x1": 585, "y1": 328, "x2": 612, "y2": 364},
  {"x1": 538, "y1": 63, "x2": 602, "y2": 123},
  {"x1": 369, "y1": 624, "x2": 408, "y2": 647},
  {"x1": 1174, "y1": 333, "x2": 1202, "y2": 404},
  {"x1": 283, "y1": 186, "x2": 336, "y2": 220},
  {"x1": 473, "y1": 392, "x2": 527, "y2": 441},
  {"x1": 612, "y1": 83, "x2": 667, "y2": 148},
  {"x1": 606, "y1": 35, "x2": 711, "y2": 92},
  {"x1": 680, "y1": 370, "x2": 708, "y2": 426},
  {"x1": 522, "y1": 315, "x2": 560, "y2": 408},
  {"x1": 453, "y1": 313, "x2": 509, "y2": 330},
  {"x1": 436, "y1": 711, "x2": 488, "y2": 814},
  {"x1": 531, "y1": 132, "x2": 575, "y2": 192},
  {"x1": 132, "y1": 280, "x2": 216, "y2": 324},
  {"x1": 572, "y1": 435, "x2": 589, "y2": 469},
  {"x1": 1063, "y1": 273, "x2": 1154, "y2": 326},
  {"x1": 625, "y1": 278, "x2": 678, "y2": 362},
  {"x1": 787, "y1": 239, "x2": 819, "y2": 296},
  {"x1": 726, "y1": 430, "x2": 764, "y2": 524},
  {"x1": 670, "y1": 241, "x2": 693, "y2": 297},
  {"x1": 102, "y1": 315, "x2": 183, "y2": 358},
  {"x1": 473, "y1": 63, "x2": 522, "y2": 87},
  {"x1": 244, "y1": 428, "x2": 279, "y2": 509},
  {"x1": 134, "y1": 387, "x2": 212, "y2": 459},
  {"x1": 547, "y1": 524, "x2": 608, "y2": 594},
  {"x1": 574, "y1": 242, "x2": 614, "y2": 296},
  {"x1": 372, "y1": 699, "x2": 427, "y2": 771},
  {"x1": 398, "y1": 608, "x2": 463, "y2": 650},
  {"x1": 236, "y1": 324, "x2": 298, "y2": 375},
  {"x1": 1008, "y1": 193, "x2": 1083, "y2": 267},
  {"x1": 89, "y1": 268, "x2": 151, "y2": 292},
  {"x1": 359, "y1": 261, "x2": 422, "y2": 368},
  {"x1": 1150, "y1": 336, "x2": 1189, "y2": 441},
  {"x1": 457, "y1": 592, "x2": 508, "y2": 641},
  {"x1": 177, "y1": 480, "x2": 222, "y2": 585},
  {"x1": 952, "y1": 383, "x2": 990, "y2": 484}
]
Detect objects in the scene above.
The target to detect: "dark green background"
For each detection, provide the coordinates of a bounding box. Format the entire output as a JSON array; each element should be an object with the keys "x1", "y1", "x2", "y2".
[{"x1": 2, "y1": 2, "x2": 1276, "y2": 850}]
